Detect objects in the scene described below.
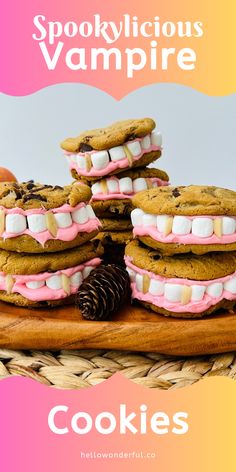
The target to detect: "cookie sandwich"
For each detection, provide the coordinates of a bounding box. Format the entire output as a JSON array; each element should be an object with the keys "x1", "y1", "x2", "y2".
[
  {"x1": 125, "y1": 239, "x2": 236, "y2": 318},
  {"x1": 0, "y1": 181, "x2": 101, "y2": 253},
  {"x1": 61, "y1": 118, "x2": 162, "y2": 181},
  {"x1": 131, "y1": 185, "x2": 236, "y2": 255},
  {"x1": 0, "y1": 240, "x2": 103, "y2": 307},
  {"x1": 89, "y1": 168, "x2": 169, "y2": 218}
]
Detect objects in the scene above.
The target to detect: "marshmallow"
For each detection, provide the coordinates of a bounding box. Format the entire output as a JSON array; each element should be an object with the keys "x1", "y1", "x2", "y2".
[
  {"x1": 69, "y1": 154, "x2": 77, "y2": 164},
  {"x1": 46, "y1": 275, "x2": 62, "y2": 290},
  {"x1": 224, "y1": 277, "x2": 236, "y2": 294},
  {"x1": 72, "y1": 206, "x2": 89, "y2": 224},
  {"x1": 164, "y1": 284, "x2": 182, "y2": 302},
  {"x1": 141, "y1": 135, "x2": 151, "y2": 150},
  {"x1": 133, "y1": 178, "x2": 148, "y2": 193},
  {"x1": 76, "y1": 155, "x2": 87, "y2": 170},
  {"x1": 0, "y1": 275, "x2": 5, "y2": 284},
  {"x1": 191, "y1": 285, "x2": 206, "y2": 301},
  {"x1": 151, "y1": 132, "x2": 162, "y2": 147},
  {"x1": 91, "y1": 151, "x2": 109, "y2": 170},
  {"x1": 192, "y1": 218, "x2": 213, "y2": 238},
  {"x1": 119, "y1": 177, "x2": 133, "y2": 194},
  {"x1": 54, "y1": 212, "x2": 72, "y2": 228},
  {"x1": 109, "y1": 146, "x2": 126, "y2": 162},
  {"x1": 71, "y1": 271, "x2": 82, "y2": 288},
  {"x1": 83, "y1": 266, "x2": 94, "y2": 279},
  {"x1": 27, "y1": 214, "x2": 47, "y2": 233},
  {"x1": 136, "y1": 274, "x2": 143, "y2": 292},
  {"x1": 142, "y1": 214, "x2": 157, "y2": 227},
  {"x1": 126, "y1": 141, "x2": 141, "y2": 157},
  {"x1": 206, "y1": 282, "x2": 223, "y2": 298},
  {"x1": 149, "y1": 279, "x2": 164, "y2": 296},
  {"x1": 107, "y1": 178, "x2": 119, "y2": 193},
  {"x1": 172, "y1": 216, "x2": 192, "y2": 235},
  {"x1": 26, "y1": 280, "x2": 45, "y2": 290},
  {"x1": 131, "y1": 208, "x2": 144, "y2": 226},
  {"x1": 86, "y1": 205, "x2": 96, "y2": 220},
  {"x1": 5, "y1": 214, "x2": 27, "y2": 234},
  {"x1": 127, "y1": 267, "x2": 136, "y2": 282},
  {"x1": 156, "y1": 215, "x2": 170, "y2": 233},
  {"x1": 222, "y1": 217, "x2": 236, "y2": 235},
  {"x1": 91, "y1": 182, "x2": 102, "y2": 195}
]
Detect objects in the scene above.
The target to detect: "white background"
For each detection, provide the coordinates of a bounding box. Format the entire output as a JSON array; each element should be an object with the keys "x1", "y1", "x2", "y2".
[{"x1": 0, "y1": 84, "x2": 235, "y2": 189}]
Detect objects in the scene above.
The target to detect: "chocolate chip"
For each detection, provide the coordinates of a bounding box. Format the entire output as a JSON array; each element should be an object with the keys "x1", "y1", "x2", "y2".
[
  {"x1": 23, "y1": 194, "x2": 47, "y2": 202},
  {"x1": 172, "y1": 188, "x2": 181, "y2": 198},
  {"x1": 79, "y1": 143, "x2": 93, "y2": 152},
  {"x1": 26, "y1": 183, "x2": 35, "y2": 190},
  {"x1": 125, "y1": 134, "x2": 136, "y2": 142},
  {"x1": 53, "y1": 185, "x2": 63, "y2": 190}
]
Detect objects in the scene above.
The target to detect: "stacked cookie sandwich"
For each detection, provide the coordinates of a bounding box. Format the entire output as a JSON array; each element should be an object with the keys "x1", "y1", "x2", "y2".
[
  {"x1": 125, "y1": 185, "x2": 236, "y2": 318},
  {"x1": 61, "y1": 118, "x2": 169, "y2": 263},
  {"x1": 0, "y1": 181, "x2": 102, "y2": 307}
]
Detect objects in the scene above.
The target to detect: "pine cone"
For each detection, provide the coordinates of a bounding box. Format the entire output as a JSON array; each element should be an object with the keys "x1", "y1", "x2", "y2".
[{"x1": 76, "y1": 264, "x2": 130, "y2": 320}]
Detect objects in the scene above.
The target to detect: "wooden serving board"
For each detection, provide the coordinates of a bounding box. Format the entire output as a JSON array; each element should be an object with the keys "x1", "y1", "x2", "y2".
[{"x1": 0, "y1": 301, "x2": 236, "y2": 356}]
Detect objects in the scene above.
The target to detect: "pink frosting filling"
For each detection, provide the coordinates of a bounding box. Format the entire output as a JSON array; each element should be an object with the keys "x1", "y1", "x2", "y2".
[
  {"x1": 134, "y1": 220, "x2": 236, "y2": 246},
  {"x1": 0, "y1": 203, "x2": 100, "y2": 246},
  {"x1": 0, "y1": 258, "x2": 101, "y2": 302},
  {"x1": 92, "y1": 178, "x2": 169, "y2": 201},
  {"x1": 125, "y1": 257, "x2": 236, "y2": 314},
  {"x1": 65, "y1": 137, "x2": 161, "y2": 177}
]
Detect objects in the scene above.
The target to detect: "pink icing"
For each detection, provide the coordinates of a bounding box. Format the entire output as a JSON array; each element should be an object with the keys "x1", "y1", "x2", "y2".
[
  {"x1": 0, "y1": 203, "x2": 100, "y2": 246},
  {"x1": 134, "y1": 218, "x2": 236, "y2": 246},
  {"x1": 0, "y1": 258, "x2": 101, "y2": 302},
  {"x1": 65, "y1": 136, "x2": 161, "y2": 177},
  {"x1": 125, "y1": 257, "x2": 236, "y2": 314},
  {"x1": 92, "y1": 178, "x2": 169, "y2": 201}
]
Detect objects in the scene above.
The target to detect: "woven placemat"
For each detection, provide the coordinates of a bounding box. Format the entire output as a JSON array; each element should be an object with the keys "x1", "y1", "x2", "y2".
[{"x1": 0, "y1": 349, "x2": 236, "y2": 389}]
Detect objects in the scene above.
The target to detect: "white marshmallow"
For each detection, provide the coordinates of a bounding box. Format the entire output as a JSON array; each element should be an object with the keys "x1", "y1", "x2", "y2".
[
  {"x1": 119, "y1": 177, "x2": 133, "y2": 194},
  {"x1": 191, "y1": 285, "x2": 205, "y2": 301},
  {"x1": 127, "y1": 267, "x2": 136, "y2": 282},
  {"x1": 156, "y1": 215, "x2": 170, "y2": 233},
  {"x1": 26, "y1": 280, "x2": 45, "y2": 289},
  {"x1": 69, "y1": 154, "x2": 77, "y2": 164},
  {"x1": 222, "y1": 217, "x2": 236, "y2": 235},
  {"x1": 142, "y1": 214, "x2": 157, "y2": 227},
  {"x1": 91, "y1": 182, "x2": 102, "y2": 195},
  {"x1": 46, "y1": 275, "x2": 62, "y2": 290},
  {"x1": 27, "y1": 214, "x2": 47, "y2": 233},
  {"x1": 72, "y1": 207, "x2": 89, "y2": 224},
  {"x1": 83, "y1": 266, "x2": 94, "y2": 279},
  {"x1": 91, "y1": 151, "x2": 109, "y2": 170},
  {"x1": 71, "y1": 271, "x2": 82, "y2": 287},
  {"x1": 0, "y1": 275, "x2": 5, "y2": 284},
  {"x1": 164, "y1": 284, "x2": 182, "y2": 302},
  {"x1": 149, "y1": 279, "x2": 164, "y2": 296},
  {"x1": 5, "y1": 214, "x2": 27, "y2": 234},
  {"x1": 131, "y1": 208, "x2": 144, "y2": 226},
  {"x1": 206, "y1": 283, "x2": 223, "y2": 298},
  {"x1": 126, "y1": 141, "x2": 141, "y2": 157},
  {"x1": 86, "y1": 205, "x2": 96, "y2": 220},
  {"x1": 76, "y1": 155, "x2": 87, "y2": 170},
  {"x1": 172, "y1": 216, "x2": 192, "y2": 235},
  {"x1": 54, "y1": 212, "x2": 72, "y2": 228},
  {"x1": 107, "y1": 178, "x2": 119, "y2": 193},
  {"x1": 151, "y1": 132, "x2": 162, "y2": 147},
  {"x1": 192, "y1": 218, "x2": 213, "y2": 238},
  {"x1": 109, "y1": 146, "x2": 126, "y2": 162},
  {"x1": 141, "y1": 135, "x2": 151, "y2": 150},
  {"x1": 133, "y1": 178, "x2": 148, "y2": 193},
  {"x1": 224, "y1": 278, "x2": 236, "y2": 294},
  {"x1": 136, "y1": 274, "x2": 143, "y2": 292}
]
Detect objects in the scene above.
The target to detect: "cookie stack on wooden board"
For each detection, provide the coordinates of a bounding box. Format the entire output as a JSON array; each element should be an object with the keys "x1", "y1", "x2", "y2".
[
  {"x1": 0, "y1": 181, "x2": 103, "y2": 307},
  {"x1": 61, "y1": 118, "x2": 169, "y2": 263},
  {"x1": 125, "y1": 185, "x2": 236, "y2": 318}
]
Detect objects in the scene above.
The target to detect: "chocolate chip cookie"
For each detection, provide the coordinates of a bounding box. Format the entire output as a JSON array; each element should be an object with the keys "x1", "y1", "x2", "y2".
[
  {"x1": 131, "y1": 185, "x2": 236, "y2": 255},
  {"x1": 125, "y1": 239, "x2": 236, "y2": 318},
  {"x1": 0, "y1": 181, "x2": 101, "y2": 253},
  {"x1": 0, "y1": 240, "x2": 103, "y2": 307},
  {"x1": 61, "y1": 118, "x2": 162, "y2": 181}
]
